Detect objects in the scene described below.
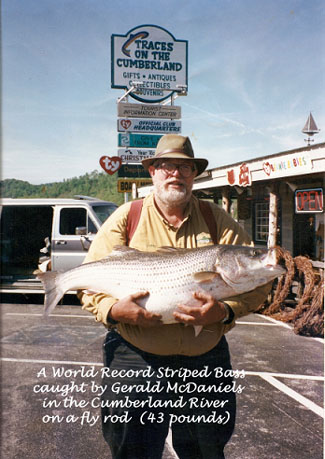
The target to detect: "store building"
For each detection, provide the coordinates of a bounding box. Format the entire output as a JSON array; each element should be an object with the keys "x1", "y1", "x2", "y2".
[{"x1": 192, "y1": 142, "x2": 324, "y2": 261}]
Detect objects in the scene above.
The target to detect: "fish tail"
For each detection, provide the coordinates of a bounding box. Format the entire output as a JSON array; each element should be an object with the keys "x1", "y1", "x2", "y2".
[{"x1": 37, "y1": 272, "x2": 64, "y2": 316}]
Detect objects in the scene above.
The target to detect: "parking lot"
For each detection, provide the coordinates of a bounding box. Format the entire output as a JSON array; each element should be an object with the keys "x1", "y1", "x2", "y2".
[{"x1": 1, "y1": 298, "x2": 324, "y2": 459}]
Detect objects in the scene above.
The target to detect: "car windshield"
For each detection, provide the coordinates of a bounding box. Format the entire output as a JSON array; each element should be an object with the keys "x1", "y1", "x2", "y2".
[{"x1": 92, "y1": 204, "x2": 118, "y2": 223}]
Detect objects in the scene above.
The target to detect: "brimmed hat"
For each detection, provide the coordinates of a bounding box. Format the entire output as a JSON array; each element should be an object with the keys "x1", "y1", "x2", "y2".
[{"x1": 142, "y1": 134, "x2": 208, "y2": 176}]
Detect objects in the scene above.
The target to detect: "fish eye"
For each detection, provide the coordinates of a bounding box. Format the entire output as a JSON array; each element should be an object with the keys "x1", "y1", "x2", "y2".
[{"x1": 250, "y1": 249, "x2": 261, "y2": 257}]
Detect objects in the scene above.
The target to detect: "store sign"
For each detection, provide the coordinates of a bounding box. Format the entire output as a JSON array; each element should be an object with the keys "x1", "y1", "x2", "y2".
[
  {"x1": 263, "y1": 153, "x2": 312, "y2": 178},
  {"x1": 227, "y1": 163, "x2": 251, "y2": 187},
  {"x1": 118, "y1": 133, "x2": 162, "y2": 148},
  {"x1": 111, "y1": 24, "x2": 188, "y2": 103},
  {"x1": 295, "y1": 188, "x2": 323, "y2": 213},
  {"x1": 117, "y1": 103, "x2": 181, "y2": 119},
  {"x1": 118, "y1": 148, "x2": 155, "y2": 163},
  {"x1": 118, "y1": 179, "x2": 152, "y2": 193},
  {"x1": 118, "y1": 118, "x2": 181, "y2": 134},
  {"x1": 118, "y1": 164, "x2": 151, "y2": 178}
]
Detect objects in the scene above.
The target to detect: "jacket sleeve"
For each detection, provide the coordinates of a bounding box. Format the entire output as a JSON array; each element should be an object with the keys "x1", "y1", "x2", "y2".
[
  {"x1": 210, "y1": 203, "x2": 272, "y2": 325},
  {"x1": 77, "y1": 202, "x2": 131, "y2": 327}
]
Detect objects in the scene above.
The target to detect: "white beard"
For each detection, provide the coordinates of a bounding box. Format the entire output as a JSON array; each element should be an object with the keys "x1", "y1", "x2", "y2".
[{"x1": 153, "y1": 181, "x2": 191, "y2": 208}]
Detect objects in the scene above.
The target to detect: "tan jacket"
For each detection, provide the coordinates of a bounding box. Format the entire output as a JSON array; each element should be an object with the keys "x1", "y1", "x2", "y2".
[{"x1": 79, "y1": 194, "x2": 270, "y2": 356}]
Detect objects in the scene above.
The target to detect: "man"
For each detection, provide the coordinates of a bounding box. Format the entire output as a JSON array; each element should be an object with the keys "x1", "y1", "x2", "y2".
[{"x1": 80, "y1": 134, "x2": 269, "y2": 459}]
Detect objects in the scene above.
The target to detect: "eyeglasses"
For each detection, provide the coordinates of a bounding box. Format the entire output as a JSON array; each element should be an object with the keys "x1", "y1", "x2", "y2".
[{"x1": 154, "y1": 162, "x2": 196, "y2": 178}]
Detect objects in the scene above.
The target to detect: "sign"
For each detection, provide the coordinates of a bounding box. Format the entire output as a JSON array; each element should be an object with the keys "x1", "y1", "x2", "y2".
[
  {"x1": 99, "y1": 156, "x2": 122, "y2": 175},
  {"x1": 227, "y1": 163, "x2": 251, "y2": 187},
  {"x1": 118, "y1": 133, "x2": 162, "y2": 148},
  {"x1": 118, "y1": 118, "x2": 181, "y2": 134},
  {"x1": 118, "y1": 164, "x2": 151, "y2": 178},
  {"x1": 117, "y1": 103, "x2": 181, "y2": 119},
  {"x1": 111, "y1": 24, "x2": 188, "y2": 103},
  {"x1": 118, "y1": 179, "x2": 152, "y2": 193},
  {"x1": 118, "y1": 148, "x2": 155, "y2": 164},
  {"x1": 262, "y1": 153, "x2": 312, "y2": 178},
  {"x1": 295, "y1": 188, "x2": 323, "y2": 213}
]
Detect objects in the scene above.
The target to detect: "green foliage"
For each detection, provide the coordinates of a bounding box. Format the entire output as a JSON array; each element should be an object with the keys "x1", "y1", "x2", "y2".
[{"x1": 0, "y1": 170, "x2": 124, "y2": 205}]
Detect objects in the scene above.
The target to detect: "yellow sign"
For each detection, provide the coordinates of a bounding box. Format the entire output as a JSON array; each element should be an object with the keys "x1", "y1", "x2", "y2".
[{"x1": 117, "y1": 179, "x2": 152, "y2": 193}]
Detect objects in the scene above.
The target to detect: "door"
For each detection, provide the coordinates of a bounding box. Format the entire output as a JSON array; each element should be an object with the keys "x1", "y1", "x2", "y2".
[
  {"x1": 51, "y1": 206, "x2": 98, "y2": 272},
  {"x1": 293, "y1": 213, "x2": 315, "y2": 258}
]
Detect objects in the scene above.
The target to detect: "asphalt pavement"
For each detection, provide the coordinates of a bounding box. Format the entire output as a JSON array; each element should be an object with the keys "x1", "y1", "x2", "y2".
[{"x1": 1, "y1": 299, "x2": 324, "y2": 459}]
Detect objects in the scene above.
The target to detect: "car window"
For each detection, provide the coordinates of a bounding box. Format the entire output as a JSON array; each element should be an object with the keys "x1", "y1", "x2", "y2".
[
  {"x1": 92, "y1": 204, "x2": 117, "y2": 224},
  {"x1": 59, "y1": 208, "x2": 87, "y2": 235}
]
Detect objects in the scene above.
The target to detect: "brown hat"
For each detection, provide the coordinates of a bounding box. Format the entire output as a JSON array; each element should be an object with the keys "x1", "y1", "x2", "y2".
[{"x1": 142, "y1": 134, "x2": 209, "y2": 176}]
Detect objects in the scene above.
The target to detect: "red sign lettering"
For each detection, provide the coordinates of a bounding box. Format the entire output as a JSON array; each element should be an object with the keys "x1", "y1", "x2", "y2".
[{"x1": 295, "y1": 188, "x2": 323, "y2": 213}]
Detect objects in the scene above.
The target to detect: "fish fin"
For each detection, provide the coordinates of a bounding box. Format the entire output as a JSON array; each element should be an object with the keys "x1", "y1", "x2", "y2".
[
  {"x1": 37, "y1": 272, "x2": 64, "y2": 316},
  {"x1": 193, "y1": 271, "x2": 219, "y2": 283},
  {"x1": 194, "y1": 325, "x2": 203, "y2": 337}
]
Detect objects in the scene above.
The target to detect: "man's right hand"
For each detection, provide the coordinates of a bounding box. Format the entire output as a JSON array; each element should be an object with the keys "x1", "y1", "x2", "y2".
[{"x1": 108, "y1": 291, "x2": 163, "y2": 327}]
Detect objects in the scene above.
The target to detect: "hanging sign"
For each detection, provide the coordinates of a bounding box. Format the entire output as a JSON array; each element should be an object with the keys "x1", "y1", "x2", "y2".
[
  {"x1": 118, "y1": 148, "x2": 155, "y2": 163},
  {"x1": 111, "y1": 24, "x2": 188, "y2": 103},
  {"x1": 117, "y1": 102, "x2": 181, "y2": 119},
  {"x1": 295, "y1": 188, "x2": 323, "y2": 213},
  {"x1": 118, "y1": 118, "x2": 181, "y2": 134},
  {"x1": 118, "y1": 133, "x2": 162, "y2": 148}
]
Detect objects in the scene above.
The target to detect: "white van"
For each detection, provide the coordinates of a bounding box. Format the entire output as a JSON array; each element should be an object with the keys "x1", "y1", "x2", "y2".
[{"x1": 0, "y1": 196, "x2": 118, "y2": 292}]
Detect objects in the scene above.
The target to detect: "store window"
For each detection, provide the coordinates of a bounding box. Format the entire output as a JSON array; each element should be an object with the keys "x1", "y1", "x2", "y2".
[{"x1": 254, "y1": 201, "x2": 269, "y2": 243}]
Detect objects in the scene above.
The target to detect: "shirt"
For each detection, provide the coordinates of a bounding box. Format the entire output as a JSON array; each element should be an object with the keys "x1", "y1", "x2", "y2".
[{"x1": 79, "y1": 193, "x2": 270, "y2": 356}]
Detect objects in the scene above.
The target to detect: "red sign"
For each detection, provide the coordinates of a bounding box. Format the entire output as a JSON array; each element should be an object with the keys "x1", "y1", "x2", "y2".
[
  {"x1": 99, "y1": 156, "x2": 122, "y2": 175},
  {"x1": 295, "y1": 188, "x2": 323, "y2": 213},
  {"x1": 227, "y1": 163, "x2": 251, "y2": 187},
  {"x1": 238, "y1": 163, "x2": 250, "y2": 186}
]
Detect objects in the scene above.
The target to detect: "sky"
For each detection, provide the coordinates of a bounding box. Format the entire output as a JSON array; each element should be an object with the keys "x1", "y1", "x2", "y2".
[{"x1": 2, "y1": 0, "x2": 325, "y2": 184}]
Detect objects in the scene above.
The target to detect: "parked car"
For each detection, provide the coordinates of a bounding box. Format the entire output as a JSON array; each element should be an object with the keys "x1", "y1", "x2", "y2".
[{"x1": 0, "y1": 196, "x2": 118, "y2": 292}]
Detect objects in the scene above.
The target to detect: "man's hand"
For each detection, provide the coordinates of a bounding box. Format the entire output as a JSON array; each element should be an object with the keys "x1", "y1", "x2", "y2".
[
  {"x1": 173, "y1": 291, "x2": 227, "y2": 325},
  {"x1": 109, "y1": 291, "x2": 163, "y2": 327}
]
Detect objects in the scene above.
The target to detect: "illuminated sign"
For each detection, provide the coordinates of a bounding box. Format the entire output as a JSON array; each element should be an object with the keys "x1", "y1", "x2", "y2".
[
  {"x1": 111, "y1": 24, "x2": 188, "y2": 103},
  {"x1": 295, "y1": 188, "x2": 323, "y2": 213}
]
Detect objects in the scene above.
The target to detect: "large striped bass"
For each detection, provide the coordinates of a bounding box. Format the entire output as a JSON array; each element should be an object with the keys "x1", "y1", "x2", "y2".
[{"x1": 38, "y1": 245, "x2": 285, "y2": 335}]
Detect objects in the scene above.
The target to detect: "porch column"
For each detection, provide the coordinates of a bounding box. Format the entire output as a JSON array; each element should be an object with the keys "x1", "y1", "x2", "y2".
[
  {"x1": 268, "y1": 182, "x2": 279, "y2": 248},
  {"x1": 222, "y1": 188, "x2": 231, "y2": 213}
]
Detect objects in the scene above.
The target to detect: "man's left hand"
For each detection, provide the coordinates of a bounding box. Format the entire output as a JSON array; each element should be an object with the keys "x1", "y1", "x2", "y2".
[{"x1": 173, "y1": 291, "x2": 227, "y2": 325}]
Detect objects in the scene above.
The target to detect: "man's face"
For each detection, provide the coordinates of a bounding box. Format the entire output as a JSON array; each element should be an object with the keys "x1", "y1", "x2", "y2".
[{"x1": 149, "y1": 159, "x2": 197, "y2": 207}]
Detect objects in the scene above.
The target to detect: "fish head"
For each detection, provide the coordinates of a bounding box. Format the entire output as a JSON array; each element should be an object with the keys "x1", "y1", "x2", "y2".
[{"x1": 215, "y1": 245, "x2": 286, "y2": 293}]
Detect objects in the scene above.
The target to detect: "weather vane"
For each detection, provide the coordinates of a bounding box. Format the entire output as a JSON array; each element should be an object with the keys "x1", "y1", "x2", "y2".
[{"x1": 302, "y1": 112, "x2": 320, "y2": 145}]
